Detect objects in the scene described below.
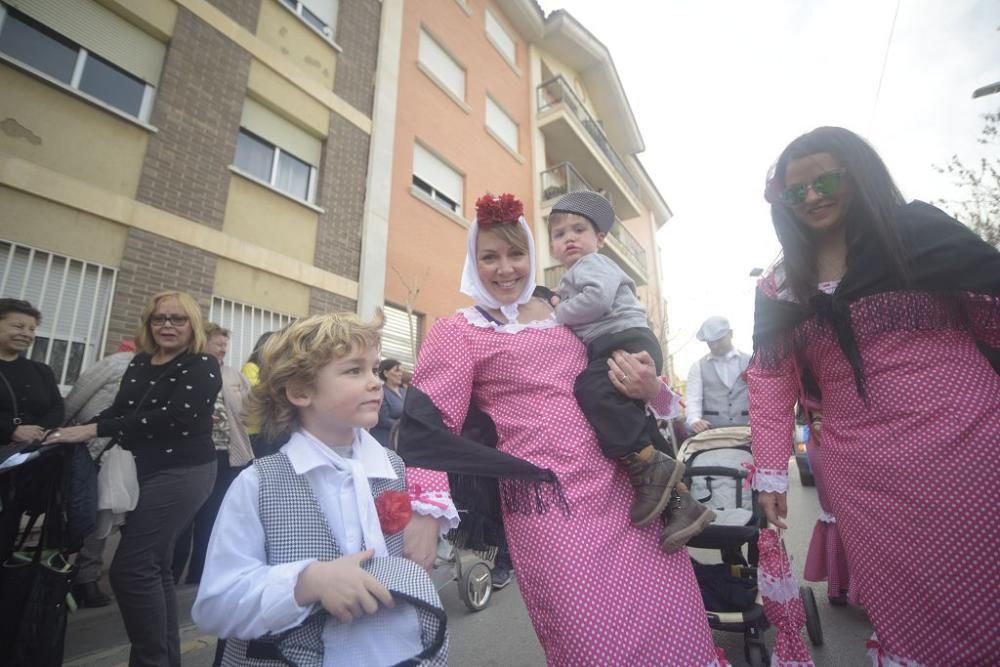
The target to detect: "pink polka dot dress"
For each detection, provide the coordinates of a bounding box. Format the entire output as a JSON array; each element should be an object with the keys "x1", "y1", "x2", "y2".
[
  {"x1": 408, "y1": 310, "x2": 720, "y2": 667},
  {"x1": 748, "y1": 273, "x2": 1000, "y2": 666}
]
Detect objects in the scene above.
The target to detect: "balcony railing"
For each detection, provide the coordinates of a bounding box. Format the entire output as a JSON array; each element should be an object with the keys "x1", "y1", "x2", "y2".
[
  {"x1": 607, "y1": 219, "x2": 647, "y2": 273},
  {"x1": 539, "y1": 162, "x2": 612, "y2": 206},
  {"x1": 537, "y1": 75, "x2": 641, "y2": 199}
]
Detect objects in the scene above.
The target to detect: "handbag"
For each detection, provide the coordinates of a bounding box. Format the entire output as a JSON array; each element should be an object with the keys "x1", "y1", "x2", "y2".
[
  {"x1": 93, "y1": 443, "x2": 140, "y2": 539},
  {"x1": 0, "y1": 464, "x2": 75, "y2": 667}
]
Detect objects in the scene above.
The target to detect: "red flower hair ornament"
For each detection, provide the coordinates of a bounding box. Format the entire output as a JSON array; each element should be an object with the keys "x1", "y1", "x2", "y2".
[
  {"x1": 475, "y1": 192, "x2": 524, "y2": 227},
  {"x1": 375, "y1": 490, "x2": 412, "y2": 535}
]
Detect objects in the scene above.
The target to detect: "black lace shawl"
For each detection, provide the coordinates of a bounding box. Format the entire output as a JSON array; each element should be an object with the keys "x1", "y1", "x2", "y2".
[{"x1": 752, "y1": 201, "x2": 1000, "y2": 400}]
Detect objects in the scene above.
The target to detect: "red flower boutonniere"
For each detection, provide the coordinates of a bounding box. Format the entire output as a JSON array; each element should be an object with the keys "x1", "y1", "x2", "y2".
[
  {"x1": 375, "y1": 490, "x2": 412, "y2": 535},
  {"x1": 475, "y1": 192, "x2": 524, "y2": 227}
]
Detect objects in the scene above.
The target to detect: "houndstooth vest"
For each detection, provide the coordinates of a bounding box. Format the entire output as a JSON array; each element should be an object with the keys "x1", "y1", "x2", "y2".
[{"x1": 220, "y1": 450, "x2": 448, "y2": 667}]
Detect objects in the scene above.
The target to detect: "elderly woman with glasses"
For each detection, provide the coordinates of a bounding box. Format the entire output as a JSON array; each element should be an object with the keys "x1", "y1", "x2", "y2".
[
  {"x1": 750, "y1": 126, "x2": 1000, "y2": 664},
  {"x1": 48, "y1": 290, "x2": 221, "y2": 667}
]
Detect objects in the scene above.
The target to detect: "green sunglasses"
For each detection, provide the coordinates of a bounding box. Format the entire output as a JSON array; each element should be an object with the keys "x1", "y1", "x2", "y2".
[{"x1": 779, "y1": 169, "x2": 847, "y2": 206}]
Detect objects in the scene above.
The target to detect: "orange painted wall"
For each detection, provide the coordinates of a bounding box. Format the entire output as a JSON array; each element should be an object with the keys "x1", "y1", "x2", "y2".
[{"x1": 384, "y1": 0, "x2": 535, "y2": 337}]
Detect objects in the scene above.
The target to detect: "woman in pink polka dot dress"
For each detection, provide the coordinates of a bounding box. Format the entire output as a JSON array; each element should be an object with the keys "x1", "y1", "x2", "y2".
[
  {"x1": 406, "y1": 195, "x2": 720, "y2": 666},
  {"x1": 751, "y1": 127, "x2": 1000, "y2": 666}
]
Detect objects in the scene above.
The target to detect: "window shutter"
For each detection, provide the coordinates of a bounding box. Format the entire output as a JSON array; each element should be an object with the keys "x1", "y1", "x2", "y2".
[
  {"x1": 381, "y1": 305, "x2": 420, "y2": 369},
  {"x1": 6, "y1": 0, "x2": 166, "y2": 84},
  {"x1": 486, "y1": 97, "x2": 518, "y2": 152},
  {"x1": 412, "y1": 143, "x2": 463, "y2": 213},
  {"x1": 485, "y1": 9, "x2": 516, "y2": 64},
  {"x1": 209, "y1": 297, "x2": 297, "y2": 370},
  {"x1": 302, "y1": 0, "x2": 339, "y2": 33},
  {"x1": 241, "y1": 98, "x2": 322, "y2": 167},
  {"x1": 418, "y1": 29, "x2": 465, "y2": 100}
]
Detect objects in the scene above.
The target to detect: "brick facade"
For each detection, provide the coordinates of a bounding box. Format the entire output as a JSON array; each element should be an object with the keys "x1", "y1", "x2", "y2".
[
  {"x1": 332, "y1": 0, "x2": 382, "y2": 116},
  {"x1": 310, "y1": 287, "x2": 356, "y2": 315},
  {"x1": 135, "y1": 6, "x2": 255, "y2": 230},
  {"x1": 208, "y1": 0, "x2": 261, "y2": 31},
  {"x1": 105, "y1": 228, "x2": 217, "y2": 352},
  {"x1": 313, "y1": 110, "x2": 370, "y2": 282}
]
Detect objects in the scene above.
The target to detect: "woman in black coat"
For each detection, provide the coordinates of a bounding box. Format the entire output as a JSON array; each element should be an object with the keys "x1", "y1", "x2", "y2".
[
  {"x1": 47, "y1": 291, "x2": 220, "y2": 667},
  {"x1": 0, "y1": 298, "x2": 64, "y2": 559}
]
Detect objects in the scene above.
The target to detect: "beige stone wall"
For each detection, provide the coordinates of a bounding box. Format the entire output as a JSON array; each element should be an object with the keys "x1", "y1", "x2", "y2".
[
  {"x1": 0, "y1": 187, "x2": 127, "y2": 267},
  {"x1": 222, "y1": 175, "x2": 319, "y2": 264},
  {"x1": 0, "y1": 68, "x2": 150, "y2": 198}
]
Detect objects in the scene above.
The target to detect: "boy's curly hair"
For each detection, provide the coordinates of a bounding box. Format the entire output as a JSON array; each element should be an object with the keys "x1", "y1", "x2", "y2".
[{"x1": 246, "y1": 311, "x2": 384, "y2": 446}]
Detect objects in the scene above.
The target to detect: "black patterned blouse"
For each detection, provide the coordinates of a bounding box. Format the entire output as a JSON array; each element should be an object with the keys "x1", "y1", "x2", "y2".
[{"x1": 94, "y1": 352, "x2": 221, "y2": 478}]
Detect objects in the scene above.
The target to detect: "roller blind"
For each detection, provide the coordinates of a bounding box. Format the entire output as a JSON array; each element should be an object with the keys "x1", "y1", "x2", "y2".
[
  {"x1": 485, "y1": 9, "x2": 516, "y2": 64},
  {"x1": 241, "y1": 98, "x2": 322, "y2": 166},
  {"x1": 413, "y1": 143, "x2": 463, "y2": 211},
  {"x1": 486, "y1": 97, "x2": 518, "y2": 152},
  {"x1": 418, "y1": 29, "x2": 464, "y2": 101},
  {"x1": 381, "y1": 304, "x2": 419, "y2": 369},
  {"x1": 302, "y1": 0, "x2": 338, "y2": 31},
  {"x1": 6, "y1": 0, "x2": 166, "y2": 84}
]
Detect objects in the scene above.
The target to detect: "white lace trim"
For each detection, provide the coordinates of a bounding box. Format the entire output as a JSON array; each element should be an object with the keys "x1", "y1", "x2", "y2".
[
  {"x1": 772, "y1": 659, "x2": 815, "y2": 667},
  {"x1": 758, "y1": 571, "x2": 800, "y2": 603},
  {"x1": 818, "y1": 510, "x2": 836, "y2": 524},
  {"x1": 867, "y1": 633, "x2": 927, "y2": 667},
  {"x1": 460, "y1": 307, "x2": 560, "y2": 334},
  {"x1": 410, "y1": 495, "x2": 461, "y2": 534},
  {"x1": 751, "y1": 468, "x2": 789, "y2": 493}
]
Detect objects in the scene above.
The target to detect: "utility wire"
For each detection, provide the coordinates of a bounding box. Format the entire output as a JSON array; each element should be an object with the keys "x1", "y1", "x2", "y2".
[{"x1": 869, "y1": 0, "x2": 902, "y2": 134}]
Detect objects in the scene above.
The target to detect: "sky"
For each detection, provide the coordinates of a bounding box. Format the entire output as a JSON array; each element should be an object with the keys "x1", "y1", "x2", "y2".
[{"x1": 536, "y1": 0, "x2": 1000, "y2": 379}]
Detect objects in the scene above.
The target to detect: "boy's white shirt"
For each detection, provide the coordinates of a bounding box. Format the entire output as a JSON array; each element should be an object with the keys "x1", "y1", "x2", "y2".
[{"x1": 192, "y1": 428, "x2": 424, "y2": 666}]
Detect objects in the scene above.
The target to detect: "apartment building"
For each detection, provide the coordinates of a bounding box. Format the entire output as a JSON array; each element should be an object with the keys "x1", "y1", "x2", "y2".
[
  {"x1": 376, "y1": 0, "x2": 536, "y2": 366},
  {"x1": 381, "y1": 1, "x2": 673, "y2": 367},
  {"x1": 0, "y1": 0, "x2": 383, "y2": 385}
]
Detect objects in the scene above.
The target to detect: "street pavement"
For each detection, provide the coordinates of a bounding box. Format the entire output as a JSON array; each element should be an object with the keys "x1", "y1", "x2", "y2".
[{"x1": 63, "y1": 459, "x2": 873, "y2": 666}]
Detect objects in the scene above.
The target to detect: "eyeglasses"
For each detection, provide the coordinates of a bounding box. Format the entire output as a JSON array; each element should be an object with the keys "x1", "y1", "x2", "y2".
[
  {"x1": 149, "y1": 315, "x2": 190, "y2": 327},
  {"x1": 778, "y1": 169, "x2": 847, "y2": 206}
]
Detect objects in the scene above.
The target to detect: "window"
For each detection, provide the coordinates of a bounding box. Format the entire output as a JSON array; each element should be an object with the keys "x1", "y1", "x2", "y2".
[
  {"x1": 485, "y1": 9, "x2": 516, "y2": 65},
  {"x1": 234, "y1": 99, "x2": 322, "y2": 204},
  {"x1": 209, "y1": 297, "x2": 296, "y2": 371},
  {"x1": 382, "y1": 304, "x2": 422, "y2": 370},
  {"x1": 417, "y1": 29, "x2": 465, "y2": 103},
  {"x1": 412, "y1": 143, "x2": 463, "y2": 216},
  {"x1": 0, "y1": 240, "x2": 117, "y2": 388},
  {"x1": 486, "y1": 96, "x2": 518, "y2": 153},
  {"x1": 0, "y1": 3, "x2": 162, "y2": 121},
  {"x1": 279, "y1": 0, "x2": 339, "y2": 40}
]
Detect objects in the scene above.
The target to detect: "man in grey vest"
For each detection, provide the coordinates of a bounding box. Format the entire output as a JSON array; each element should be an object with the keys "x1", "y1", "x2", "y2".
[{"x1": 685, "y1": 316, "x2": 751, "y2": 433}]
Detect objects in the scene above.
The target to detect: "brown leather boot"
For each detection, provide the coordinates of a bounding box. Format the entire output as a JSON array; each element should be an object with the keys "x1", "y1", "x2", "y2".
[
  {"x1": 621, "y1": 448, "x2": 685, "y2": 527},
  {"x1": 659, "y1": 490, "x2": 716, "y2": 554}
]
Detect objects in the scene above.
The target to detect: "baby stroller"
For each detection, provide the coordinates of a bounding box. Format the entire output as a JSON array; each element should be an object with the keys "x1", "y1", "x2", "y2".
[
  {"x1": 678, "y1": 427, "x2": 822, "y2": 666},
  {"x1": 428, "y1": 513, "x2": 499, "y2": 613}
]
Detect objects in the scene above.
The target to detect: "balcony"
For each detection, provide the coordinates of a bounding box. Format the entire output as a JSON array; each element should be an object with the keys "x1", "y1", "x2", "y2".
[
  {"x1": 539, "y1": 163, "x2": 648, "y2": 286},
  {"x1": 536, "y1": 75, "x2": 641, "y2": 219}
]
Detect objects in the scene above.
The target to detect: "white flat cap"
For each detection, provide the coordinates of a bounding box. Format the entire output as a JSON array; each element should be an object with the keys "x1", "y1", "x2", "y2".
[{"x1": 696, "y1": 316, "x2": 732, "y2": 342}]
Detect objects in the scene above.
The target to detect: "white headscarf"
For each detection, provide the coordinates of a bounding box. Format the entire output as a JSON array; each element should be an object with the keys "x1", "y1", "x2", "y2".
[{"x1": 460, "y1": 215, "x2": 537, "y2": 324}]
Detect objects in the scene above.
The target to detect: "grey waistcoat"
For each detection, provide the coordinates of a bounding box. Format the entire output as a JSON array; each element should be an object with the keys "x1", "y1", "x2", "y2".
[
  {"x1": 699, "y1": 355, "x2": 750, "y2": 428},
  {"x1": 220, "y1": 451, "x2": 448, "y2": 667}
]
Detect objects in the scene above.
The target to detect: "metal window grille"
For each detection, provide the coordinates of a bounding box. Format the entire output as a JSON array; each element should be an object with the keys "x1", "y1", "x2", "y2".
[
  {"x1": 382, "y1": 304, "x2": 422, "y2": 370},
  {"x1": 209, "y1": 296, "x2": 296, "y2": 370},
  {"x1": 0, "y1": 240, "x2": 117, "y2": 388}
]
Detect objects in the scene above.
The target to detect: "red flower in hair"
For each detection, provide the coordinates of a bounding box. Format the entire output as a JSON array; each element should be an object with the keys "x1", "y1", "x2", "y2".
[
  {"x1": 475, "y1": 192, "x2": 524, "y2": 227},
  {"x1": 375, "y1": 490, "x2": 412, "y2": 535}
]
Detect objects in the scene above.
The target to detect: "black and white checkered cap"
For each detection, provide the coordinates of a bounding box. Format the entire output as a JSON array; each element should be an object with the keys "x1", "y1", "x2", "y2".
[{"x1": 551, "y1": 190, "x2": 616, "y2": 233}]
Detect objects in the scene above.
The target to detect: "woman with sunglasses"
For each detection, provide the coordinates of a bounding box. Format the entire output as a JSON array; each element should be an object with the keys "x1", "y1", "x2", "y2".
[
  {"x1": 750, "y1": 126, "x2": 1000, "y2": 664},
  {"x1": 48, "y1": 290, "x2": 221, "y2": 667}
]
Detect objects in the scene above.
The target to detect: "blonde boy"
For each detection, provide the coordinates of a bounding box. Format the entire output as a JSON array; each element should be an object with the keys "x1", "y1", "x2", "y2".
[{"x1": 193, "y1": 313, "x2": 450, "y2": 667}]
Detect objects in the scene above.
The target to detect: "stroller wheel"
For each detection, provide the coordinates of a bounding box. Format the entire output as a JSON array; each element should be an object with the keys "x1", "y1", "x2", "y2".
[
  {"x1": 800, "y1": 586, "x2": 824, "y2": 646},
  {"x1": 458, "y1": 560, "x2": 493, "y2": 612}
]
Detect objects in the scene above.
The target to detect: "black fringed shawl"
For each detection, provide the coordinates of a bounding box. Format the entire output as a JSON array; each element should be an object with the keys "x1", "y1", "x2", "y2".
[
  {"x1": 395, "y1": 386, "x2": 567, "y2": 550},
  {"x1": 753, "y1": 201, "x2": 1000, "y2": 400}
]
